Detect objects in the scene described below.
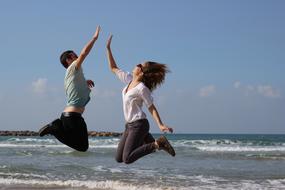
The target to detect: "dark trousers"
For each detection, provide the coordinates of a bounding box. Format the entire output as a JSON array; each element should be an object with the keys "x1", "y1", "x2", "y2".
[
  {"x1": 116, "y1": 119, "x2": 156, "y2": 164},
  {"x1": 49, "y1": 112, "x2": 89, "y2": 152}
]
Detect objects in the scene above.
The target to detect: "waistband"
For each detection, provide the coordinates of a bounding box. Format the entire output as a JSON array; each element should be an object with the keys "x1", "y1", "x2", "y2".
[
  {"x1": 62, "y1": 112, "x2": 82, "y2": 117},
  {"x1": 125, "y1": 119, "x2": 148, "y2": 128}
]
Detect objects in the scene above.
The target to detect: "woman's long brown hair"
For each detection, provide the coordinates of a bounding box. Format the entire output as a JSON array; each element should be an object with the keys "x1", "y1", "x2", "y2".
[{"x1": 141, "y1": 61, "x2": 170, "y2": 92}]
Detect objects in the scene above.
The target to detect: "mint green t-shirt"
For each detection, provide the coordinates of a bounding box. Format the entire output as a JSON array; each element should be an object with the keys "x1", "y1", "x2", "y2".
[{"x1": 64, "y1": 61, "x2": 91, "y2": 107}]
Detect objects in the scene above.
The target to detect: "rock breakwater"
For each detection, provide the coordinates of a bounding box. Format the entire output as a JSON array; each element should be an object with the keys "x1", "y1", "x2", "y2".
[{"x1": 0, "y1": 130, "x2": 122, "y2": 137}]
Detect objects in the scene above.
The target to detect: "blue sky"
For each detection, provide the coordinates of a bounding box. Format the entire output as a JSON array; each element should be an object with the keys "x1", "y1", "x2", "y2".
[{"x1": 0, "y1": 0, "x2": 284, "y2": 134}]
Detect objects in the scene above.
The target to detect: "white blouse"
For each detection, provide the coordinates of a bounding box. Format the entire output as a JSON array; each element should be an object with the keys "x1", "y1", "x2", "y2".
[{"x1": 115, "y1": 69, "x2": 153, "y2": 123}]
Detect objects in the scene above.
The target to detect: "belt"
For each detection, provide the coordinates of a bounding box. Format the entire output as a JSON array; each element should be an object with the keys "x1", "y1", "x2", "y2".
[{"x1": 62, "y1": 112, "x2": 82, "y2": 117}]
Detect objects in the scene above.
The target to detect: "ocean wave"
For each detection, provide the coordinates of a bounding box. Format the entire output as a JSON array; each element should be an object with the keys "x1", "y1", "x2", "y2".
[
  {"x1": 0, "y1": 144, "x2": 65, "y2": 148},
  {"x1": 191, "y1": 177, "x2": 285, "y2": 190},
  {"x1": 0, "y1": 137, "x2": 119, "y2": 149},
  {"x1": 6, "y1": 137, "x2": 56, "y2": 144},
  {"x1": 196, "y1": 146, "x2": 285, "y2": 152},
  {"x1": 89, "y1": 138, "x2": 119, "y2": 148},
  {"x1": 172, "y1": 139, "x2": 285, "y2": 147},
  {"x1": 0, "y1": 178, "x2": 184, "y2": 190},
  {"x1": 0, "y1": 172, "x2": 48, "y2": 180},
  {"x1": 171, "y1": 139, "x2": 285, "y2": 153},
  {"x1": 0, "y1": 143, "x2": 117, "y2": 149},
  {"x1": 0, "y1": 176, "x2": 284, "y2": 190},
  {"x1": 3, "y1": 137, "x2": 285, "y2": 146},
  {"x1": 1, "y1": 137, "x2": 285, "y2": 153}
]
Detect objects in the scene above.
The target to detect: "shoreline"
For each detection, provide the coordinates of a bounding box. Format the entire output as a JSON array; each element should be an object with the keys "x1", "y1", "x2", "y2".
[{"x1": 0, "y1": 130, "x2": 122, "y2": 137}]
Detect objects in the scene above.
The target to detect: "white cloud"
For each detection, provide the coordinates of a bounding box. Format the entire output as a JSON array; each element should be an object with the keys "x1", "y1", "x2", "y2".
[
  {"x1": 32, "y1": 78, "x2": 48, "y2": 95},
  {"x1": 257, "y1": 85, "x2": 280, "y2": 98},
  {"x1": 234, "y1": 81, "x2": 241, "y2": 89},
  {"x1": 199, "y1": 85, "x2": 216, "y2": 97},
  {"x1": 240, "y1": 83, "x2": 281, "y2": 98}
]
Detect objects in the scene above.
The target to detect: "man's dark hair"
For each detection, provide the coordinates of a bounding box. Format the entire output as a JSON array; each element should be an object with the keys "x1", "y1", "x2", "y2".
[{"x1": 60, "y1": 50, "x2": 74, "y2": 68}]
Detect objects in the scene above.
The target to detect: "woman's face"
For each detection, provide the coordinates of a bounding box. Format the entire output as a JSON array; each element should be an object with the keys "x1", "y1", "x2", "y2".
[{"x1": 132, "y1": 63, "x2": 145, "y2": 77}]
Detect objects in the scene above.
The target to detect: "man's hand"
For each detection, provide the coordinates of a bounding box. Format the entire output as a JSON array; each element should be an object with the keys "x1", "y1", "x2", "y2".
[
  {"x1": 76, "y1": 26, "x2": 101, "y2": 69},
  {"x1": 106, "y1": 35, "x2": 113, "y2": 50},
  {"x1": 86, "y1": 80, "x2": 95, "y2": 88}
]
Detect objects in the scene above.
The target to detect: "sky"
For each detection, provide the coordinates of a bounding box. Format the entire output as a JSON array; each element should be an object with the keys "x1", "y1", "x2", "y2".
[{"x1": 0, "y1": 0, "x2": 284, "y2": 134}]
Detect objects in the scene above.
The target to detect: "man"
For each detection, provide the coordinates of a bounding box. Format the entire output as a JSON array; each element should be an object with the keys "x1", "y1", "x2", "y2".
[{"x1": 39, "y1": 26, "x2": 101, "y2": 152}]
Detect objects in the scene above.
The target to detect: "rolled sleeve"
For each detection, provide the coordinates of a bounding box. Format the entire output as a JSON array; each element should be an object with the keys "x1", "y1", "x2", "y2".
[
  {"x1": 115, "y1": 69, "x2": 133, "y2": 84},
  {"x1": 140, "y1": 87, "x2": 153, "y2": 108}
]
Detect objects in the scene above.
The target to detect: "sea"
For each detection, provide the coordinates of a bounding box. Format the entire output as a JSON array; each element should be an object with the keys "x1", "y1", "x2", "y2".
[{"x1": 0, "y1": 134, "x2": 285, "y2": 190}]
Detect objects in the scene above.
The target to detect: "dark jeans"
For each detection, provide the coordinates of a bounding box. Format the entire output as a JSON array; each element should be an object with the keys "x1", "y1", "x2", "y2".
[
  {"x1": 116, "y1": 119, "x2": 156, "y2": 164},
  {"x1": 49, "y1": 112, "x2": 89, "y2": 152}
]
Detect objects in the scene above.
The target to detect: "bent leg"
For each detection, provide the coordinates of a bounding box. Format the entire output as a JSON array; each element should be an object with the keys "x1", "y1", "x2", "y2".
[
  {"x1": 39, "y1": 118, "x2": 63, "y2": 137},
  {"x1": 40, "y1": 113, "x2": 88, "y2": 152},
  {"x1": 115, "y1": 127, "x2": 128, "y2": 163},
  {"x1": 59, "y1": 113, "x2": 89, "y2": 152},
  {"x1": 123, "y1": 120, "x2": 156, "y2": 164},
  {"x1": 144, "y1": 133, "x2": 155, "y2": 144}
]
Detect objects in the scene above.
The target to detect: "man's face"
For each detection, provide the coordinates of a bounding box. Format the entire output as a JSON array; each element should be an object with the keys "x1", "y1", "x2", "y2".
[
  {"x1": 69, "y1": 52, "x2": 78, "y2": 60},
  {"x1": 67, "y1": 52, "x2": 78, "y2": 64}
]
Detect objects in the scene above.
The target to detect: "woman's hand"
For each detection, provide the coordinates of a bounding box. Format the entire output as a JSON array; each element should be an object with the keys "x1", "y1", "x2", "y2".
[
  {"x1": 159, "y1": 124, "x2": 173, "y2": 133},
  {"x1": 107, "y1": 35, "x2": 113, "y2": 49},
  {"x1": 106, "y1": 34, "x2": 119, "y2": 73},
  {"x1": 86, "y1": 80, "x2": 95, "y2": 88},
  {"x1": 93, "y1": 26, "x2": 101, "y2": 40}
]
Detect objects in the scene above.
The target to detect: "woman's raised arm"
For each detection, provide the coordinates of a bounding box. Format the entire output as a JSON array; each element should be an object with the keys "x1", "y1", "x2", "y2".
[{"x1": 106, "y1": 35, "x2": 119, "y2": 73}]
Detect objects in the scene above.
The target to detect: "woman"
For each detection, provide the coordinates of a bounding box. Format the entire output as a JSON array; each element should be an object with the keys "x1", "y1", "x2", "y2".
[
  {"x1": 106, "y1": 35, "x2": 175, "y2": 164},
  {"x1": 38, "y1": 26, "x2": 100, "y2": 152}
]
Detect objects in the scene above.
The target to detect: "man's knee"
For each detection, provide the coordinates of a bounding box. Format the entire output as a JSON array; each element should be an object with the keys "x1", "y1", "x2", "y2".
[{"x1": 75, "y1": 144, "x2": 89, "y2": 152}]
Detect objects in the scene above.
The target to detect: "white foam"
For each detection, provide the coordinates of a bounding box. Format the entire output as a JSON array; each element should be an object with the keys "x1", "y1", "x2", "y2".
[
  {"x1": 0, "y1": 143, "x2": 118, "y2": 149},
  {"x1": 181, "y1": 175, "x2": 285, "y2": 190},
  {"x1": 0, "y1": 178, "x2": 182, "y2": 190},
  {"x1": 172, "y1": 139, "x2": 242, "y2": 147},
  {"x1": 2, "y1": 137, "x2": 284, "y2": 153},
  {"x1": 0, "y1": 137, "x2": 119, "y2": 149},
  {"x1": 267, "y1": 178, "x2": 285, "y2": 187},
  {"x1": 196, "y1": 146, "x2": 285, "y2": 152},
  {"x1": 0, "y1": 172, "x2": 48, "y2": 180},
  {"x1": 0, "y1": 175, "x2": 284, "y2": 190},
  {"x1": 172, "y1": 139, "x2": 285, "y2": 148},
  {"x1": 89, "y1": 144, "x2": 117, "y2": 149},
  {"x1": 109, "y1": 168, "x2": 123, "y2": 173},
  {"x1": 0, "y1": 144, "x2": 65, "y2": 148},
  {"x1": 89, "y1": 138, "x2": 119, "y2": 149},
  {"x1": 7, "y1": 137, "x2": 56, "y2": 143},
  {"x1": 92, "y1": 165, "x2": 108, "y2": 172}
]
